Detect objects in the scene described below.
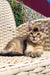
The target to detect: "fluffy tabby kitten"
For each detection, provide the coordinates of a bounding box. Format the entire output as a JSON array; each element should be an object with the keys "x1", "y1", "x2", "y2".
[
  {"x1": 2, "y1": 21, "x2": 46, "y2": 57},
  {"x1": 25, "y1": 21, "x2": 46, "y2": 57}
]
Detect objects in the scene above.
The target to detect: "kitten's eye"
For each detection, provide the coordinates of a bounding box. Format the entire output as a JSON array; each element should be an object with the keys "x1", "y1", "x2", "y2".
[
  {"x1": 37, "y1": 33, "x2": 40, "y2": 35},
  {"x1": 30, "y1": 32, "x2": 33, "y2": 35}
]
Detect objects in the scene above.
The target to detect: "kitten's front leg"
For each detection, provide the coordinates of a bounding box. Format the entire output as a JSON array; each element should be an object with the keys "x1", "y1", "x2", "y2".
[
  {"x1": 35, "y1": 47, "x2": 43, "y2": 57},
  {"x1": 24, "y1": 44, "x2": 35, "y2": 58},
  {"x1": 24, "y1": 44, "x2": 43, "y2": 58}
]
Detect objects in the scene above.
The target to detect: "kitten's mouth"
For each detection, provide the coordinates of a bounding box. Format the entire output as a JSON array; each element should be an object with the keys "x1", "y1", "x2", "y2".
[
  {"x1": 32, "y1": 38, "x2": 39, "y2": 43},
  {"x1": 33, "y1": 38, "x2": 37, "y2": 42},
  {"x1": 33, "y1": 39, "x2": 36, "y2": 41},
  {"x1": 32, "y1": 39, "x2": 37, "y2": 43},
  {"x1": 33, "y1": 40, "x2": 37, "y2": 43},
  {"x1": 33, "y1": 38, "x2": 40, "y2": 43},
  {"x1": 30, "y1": 38, "x2": 39, "y2": 43}
]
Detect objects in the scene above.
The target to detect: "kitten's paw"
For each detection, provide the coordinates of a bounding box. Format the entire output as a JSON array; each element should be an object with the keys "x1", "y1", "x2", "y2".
[
  {"x1": 35, "y1": 51, "x2": 43, "y2": 57},
  {"x1": 25, "y1": 52, "x2": 35, "y2": 58},
  {"x1": 36, "y1": 49, "x2": 43, "y2": 57},
  {"x1": 25, "y1": 50, "x2": 43, "y2": 58}
]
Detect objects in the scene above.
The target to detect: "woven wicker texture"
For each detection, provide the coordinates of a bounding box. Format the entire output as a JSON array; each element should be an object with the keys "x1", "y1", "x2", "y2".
[
  {"x1": 0, "y1": 0, "x2": 16, "y2": 53},
  {"x1": 16, "y1": 18, "x2": 50, "y2": 51},
  {"x1": 0, "y1": 51, "x2": 50, "y2": 75}
]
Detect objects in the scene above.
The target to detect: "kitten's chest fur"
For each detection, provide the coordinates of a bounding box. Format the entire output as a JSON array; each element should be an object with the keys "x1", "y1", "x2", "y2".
[{"x1": 27, "y1": 40, "x2": 43, "y2": 50}]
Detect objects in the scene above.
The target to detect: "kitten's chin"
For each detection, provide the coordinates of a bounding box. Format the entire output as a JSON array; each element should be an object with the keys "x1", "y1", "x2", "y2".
[
  {"x1": 32, "y1": 40, "x2": 42, "y2": 44},
  {"x1": 32, "y1": 39, "x2": 40, "y2": 44},
  {"x1": 32, "y1": 40, "x2": 37, "y2": 43}
]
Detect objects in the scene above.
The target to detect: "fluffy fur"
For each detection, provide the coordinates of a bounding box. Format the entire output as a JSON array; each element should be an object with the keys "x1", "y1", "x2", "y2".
[
  {"x1": 2, "y1": 37, "x2": 26, "y2": 55},
  {"x1": 25, "y1": 21, "x2": 46, "y2": 57}
]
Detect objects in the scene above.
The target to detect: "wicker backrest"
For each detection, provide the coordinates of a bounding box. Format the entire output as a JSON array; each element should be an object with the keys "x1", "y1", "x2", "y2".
[
  {"x1": 16, "y1": 18, "x2": 50, "y2": 51},
  {"x1": 0, "y1": 0, "x2": 16, "y2": 53}
]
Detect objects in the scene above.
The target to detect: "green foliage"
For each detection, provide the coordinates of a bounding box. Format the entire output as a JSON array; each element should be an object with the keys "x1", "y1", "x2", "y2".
[{"x1": 8, "y1": 0, "x2": 25, "y2": 27}]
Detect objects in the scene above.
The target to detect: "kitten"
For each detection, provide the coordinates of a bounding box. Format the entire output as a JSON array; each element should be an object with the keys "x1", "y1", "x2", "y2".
[
  {"x1": 24, "y1": 21, "x2": 46, "y2": 57},
  {"x1": 2, "y1": 21, "x2": 45, "y2": 57}
]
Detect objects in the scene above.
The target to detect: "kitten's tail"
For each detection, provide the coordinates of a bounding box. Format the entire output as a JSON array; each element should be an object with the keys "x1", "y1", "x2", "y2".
[
  {"x1": 0, "y1": 50, "x2": 9, "y2": 56},
  {"x1": 1, "y1": 49, "x2": 23, "y2": 56}
]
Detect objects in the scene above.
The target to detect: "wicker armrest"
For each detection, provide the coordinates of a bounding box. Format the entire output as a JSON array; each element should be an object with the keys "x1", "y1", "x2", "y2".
[{"x1": 0, "y1": 0, "x2": 16, "y2": 53}]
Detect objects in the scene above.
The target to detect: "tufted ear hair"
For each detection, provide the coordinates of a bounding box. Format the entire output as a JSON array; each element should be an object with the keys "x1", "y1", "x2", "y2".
[
  {"x1": 40, "y1": 23, "x2": 46, "y2": 32},
  {"x1": 28, "y1": 20, "x2": 33, "y2": 31}
]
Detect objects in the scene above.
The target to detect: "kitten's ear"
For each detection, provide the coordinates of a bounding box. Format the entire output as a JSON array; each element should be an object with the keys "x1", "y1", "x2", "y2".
[
  {"x1": 40, "y1": 23, "x2": 46, "y2": 32},
  {"x1": 28, "y1": 20, "x2": 33, "y2": 31}
]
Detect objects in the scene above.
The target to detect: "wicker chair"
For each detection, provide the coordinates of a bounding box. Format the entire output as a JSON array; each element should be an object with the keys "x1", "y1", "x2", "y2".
[{"x1": 0, "y1": 0, "x2": 50, "y2": 75}]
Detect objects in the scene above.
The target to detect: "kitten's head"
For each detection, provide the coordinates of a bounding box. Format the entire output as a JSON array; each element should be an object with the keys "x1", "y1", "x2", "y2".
[{"x1": 28, "y1": 21, "x2": 46, "y2": 44}]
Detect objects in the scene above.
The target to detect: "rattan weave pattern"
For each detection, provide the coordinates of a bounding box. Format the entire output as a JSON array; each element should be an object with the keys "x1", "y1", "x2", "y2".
[
  {"x1": 0, "y1": 0, "x2": 16, "y2": 53},
  {"x1": 0, "y1": 51, "x2": 50, "y2": 75},
  {"x1": 16, "y1": 18, "x2": 50, "y2": 51}
]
